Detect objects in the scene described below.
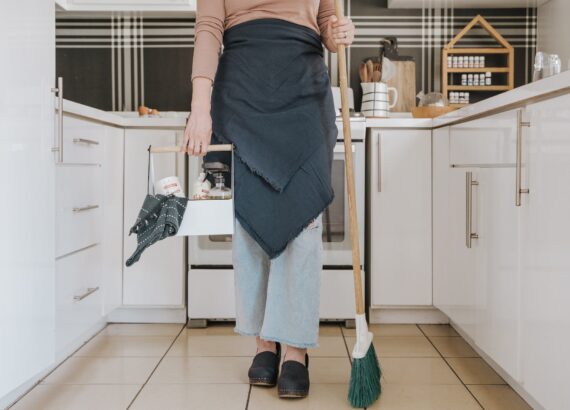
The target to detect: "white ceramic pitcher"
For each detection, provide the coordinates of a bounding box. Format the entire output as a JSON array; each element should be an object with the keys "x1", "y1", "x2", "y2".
[{"x1": 360, "y1": 82, "x2": 398, "y2": 118}]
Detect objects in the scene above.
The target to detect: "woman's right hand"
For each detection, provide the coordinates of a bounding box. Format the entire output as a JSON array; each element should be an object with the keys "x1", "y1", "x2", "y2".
[
  {"x1": 182, "y1": 77, "x2": 214, "y2": 156},
  {"x1": 182, "y1": 107, "x2": 212, "y2": 156}
]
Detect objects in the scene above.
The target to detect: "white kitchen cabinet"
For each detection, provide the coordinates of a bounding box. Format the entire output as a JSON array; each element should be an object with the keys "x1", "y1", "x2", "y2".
[
  {"x1": 61, "y1": 114, "x2": 104, "y2": 164},
  {"x1": 475, "y1": 166, "x2": 520, "y2": 379},
  {"x1": 55, "y1": 165, "x2": 102, "y2": 257},
  {"x1": 102, "y1": 125, "x2": 125, "y2": 316},
  {"x1": 368, "y1": 129, "x2": 432, "y2": 307},
  {"x1": 0, "y1": 0, "x2": 56, "y2": 404},
  {"x1": 519, "y1": 94, "x2": 570, "y2": 410},
  {"x1": 56, "y1": 0, "x2": 196, "y2": 11},
  {"x1": 55, "y1": 243, "x2": 103, "y2": 358},
  {"x1": 448, "y1": 109, "x2": 518, "y2": 166},
  {"x1": 434, "y1": 101, "x2": 570, "y2": 409},
  {"x1": 435, "y1": 109, "x2": 522, "y2": 360},
  {"x1": 123, "y1": 129, "x2": 185, "y2": 307},
  {"x1": 433, "y1": 127, "x2": 481, "y2": 340},
  {"x1": 54, "y1": 113, "x2": 109, "y2": 358}
]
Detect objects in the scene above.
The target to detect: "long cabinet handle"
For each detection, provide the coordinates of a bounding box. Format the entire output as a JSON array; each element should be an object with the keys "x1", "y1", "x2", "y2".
[
  {"x1": 72, "y1": 204, "x2": 99, "y2": 213},
  {"x1": 377, "y1": 132, "x2": 382, "y2": 193},
  {"x1": 466, "y1": 171, "x2": 479, "y2": 249},
  {"x1": 516, "y1": 109, "x2": 531, "y2": 207},
  {"x1": 52, "y1": 77, "x2": 64, "y2": 162},
  {"x1": 74, "y1": 286, "x2": 99, "y2": 301},
  {"x1": 73, "y1": 138, "x2": 100, "y2": 145}
]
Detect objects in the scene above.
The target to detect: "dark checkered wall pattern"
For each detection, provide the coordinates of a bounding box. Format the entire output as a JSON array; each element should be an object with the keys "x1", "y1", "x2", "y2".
[{"x1": 56, "y1": 2, "x2": 536, "y2": 111}]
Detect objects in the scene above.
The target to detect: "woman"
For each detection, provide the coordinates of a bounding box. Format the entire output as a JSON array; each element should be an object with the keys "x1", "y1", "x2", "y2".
[{"x1": 182, "y1": 0, "x2": 355, "y2": 399}]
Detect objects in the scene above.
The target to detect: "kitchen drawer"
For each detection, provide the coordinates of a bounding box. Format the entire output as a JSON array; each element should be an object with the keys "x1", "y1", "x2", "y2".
[
  {"x1": 449, "y1": 109, "x2": 518, "y2": 166},
  {"x1": 56, "y1": 244, "x2": 103, "y2": 355},
  {"x1": 187, "y1": 268, "x2": 362, "y2": 320},
  {"x1": 62, "y1": 114, "x2": 104, "y2": 164},
  {"x1": 56, "y1": 165, "x2": 102, "y2": 257},
  {"x1": 188, "y1": 269, "x2": 235, "y2": 318}
]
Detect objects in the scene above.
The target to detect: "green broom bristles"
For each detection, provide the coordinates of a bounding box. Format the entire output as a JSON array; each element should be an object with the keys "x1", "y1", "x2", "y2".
[{"x1": 348, "y1": 343, "x2": 382, "y2": 408}]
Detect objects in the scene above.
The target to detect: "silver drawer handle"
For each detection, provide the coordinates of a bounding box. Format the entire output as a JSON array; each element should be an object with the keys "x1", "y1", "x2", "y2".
[
  {"x1": 74, "y1": 286, "x2": 99, "y2": 301},
  {"x1": 515, "y1": 109, "x2": 530, "y2": 207},
  {"x1": 72, "y1": 204, "x2": 99, "y2": 213},
  {"x1": 466, "y1": 171, "x2": 479, "y2": 249},
  {"x1": 73, "y1": 138, "x2": 100, "y2": 145}
]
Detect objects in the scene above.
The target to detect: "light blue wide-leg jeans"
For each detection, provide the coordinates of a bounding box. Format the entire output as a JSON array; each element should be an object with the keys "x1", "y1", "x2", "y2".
[{"x1": 232, "y1": 214, "x2": 323, "y2": 348}]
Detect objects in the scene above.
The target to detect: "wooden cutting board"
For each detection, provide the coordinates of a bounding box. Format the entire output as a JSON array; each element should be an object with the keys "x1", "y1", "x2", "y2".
[{"x1": 386, "y1": 60, "x2": 417, "y2": 113}]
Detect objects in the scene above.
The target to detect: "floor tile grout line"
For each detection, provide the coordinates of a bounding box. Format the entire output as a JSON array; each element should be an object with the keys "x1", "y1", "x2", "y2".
[
  {"x1": 417, "y1": 325, "x2": 485, "y2": 410},
  {"x1": 126, "y1": 324, "x2": 187, "y2": 409},
  {"x1": 244, "y1": 384, "x2": 252, "y2": 410}
]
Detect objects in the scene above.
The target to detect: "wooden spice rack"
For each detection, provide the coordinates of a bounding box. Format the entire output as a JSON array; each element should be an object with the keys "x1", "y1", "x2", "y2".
[{"x1": 442, "y1": 15, "x2": 514, "y2": 106}]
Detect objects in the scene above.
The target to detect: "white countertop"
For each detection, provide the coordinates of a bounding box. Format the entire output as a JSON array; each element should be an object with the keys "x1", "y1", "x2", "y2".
[{"x1": 59, "y1": 70, "x2": 570, "y2": 130}]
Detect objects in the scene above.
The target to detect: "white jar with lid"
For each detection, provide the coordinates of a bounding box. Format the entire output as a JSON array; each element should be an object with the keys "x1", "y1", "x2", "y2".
[{"x1": 485, "y1": 72, "x2": 492, "y2": 85}]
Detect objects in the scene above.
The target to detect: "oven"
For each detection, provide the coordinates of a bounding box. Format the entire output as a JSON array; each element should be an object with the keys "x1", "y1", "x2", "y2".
[{"x1": 187, "y1": 88, "x2": 367, "y2": 324}]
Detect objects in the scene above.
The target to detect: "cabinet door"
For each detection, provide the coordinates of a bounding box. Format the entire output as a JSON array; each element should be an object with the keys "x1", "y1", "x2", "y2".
[
  {"x1": 449, "y1": 109, "x2": 518, "y2": 166},
  {"x1": 519, "y1": 95, "x2": 570, "y2": 410},
  {"x1": 433, "y1": 128, "x2": 480, "y2": 340},
  {"x1": 0, "y1": 1, "x2": 56, "y2": 402},
  {"x1": 369, "y1": 129, "x2": 432, "y2": 306},
  {"x1": 476, "y1": 167, "x2": 520, "y2": 379},
  {"x1": 123, "y1": 129, "x2": 185, "y2": 306},
  {"x1": 101, "y1": 125, "x2": 124, "y2": 315}
]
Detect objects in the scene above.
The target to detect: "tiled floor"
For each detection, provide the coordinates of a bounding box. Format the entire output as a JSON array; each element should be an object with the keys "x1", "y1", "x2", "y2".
[{"x1": 10, "y1": 323, "x2": 533, "y2": 410}]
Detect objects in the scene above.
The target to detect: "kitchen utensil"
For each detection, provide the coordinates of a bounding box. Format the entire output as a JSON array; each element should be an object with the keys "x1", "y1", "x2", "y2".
[
  {"x1": 411, "y1": 106, "x2": 456, "y2": 118},
  {"x1": 360, "y1": 82, "x2": 398, "y2": 118},
  {"x1": 366, "y1": 60, "x2": 374, "y2": 85},
  {"x1": 334, "y1": 0, "x2": 381, "y2": 407},
  {"x1": 372, "y1": 70, "x2": 381, "y2": 82},
  {"x1": 385, "y1": 59, "x2": 416, "y2": 112},
  {"x1": 359, "y1": 62, "x2": 368, "y2": 83}
]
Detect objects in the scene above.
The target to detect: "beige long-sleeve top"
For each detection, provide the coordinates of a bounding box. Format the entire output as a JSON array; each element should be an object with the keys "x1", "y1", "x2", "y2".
[{"x1": 191, "y1": 0, "x2": 337, "y2": 82}]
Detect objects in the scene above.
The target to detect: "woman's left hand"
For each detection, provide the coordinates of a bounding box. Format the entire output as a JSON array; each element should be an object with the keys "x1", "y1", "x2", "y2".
[{"x1": 326, "y1": 15, "x2": 355, "y2": 48}]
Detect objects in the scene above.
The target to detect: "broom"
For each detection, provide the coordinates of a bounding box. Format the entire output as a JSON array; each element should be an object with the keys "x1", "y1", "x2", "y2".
[{"x1": 333, "y1": 0, "x2": 382, "y2": 407}]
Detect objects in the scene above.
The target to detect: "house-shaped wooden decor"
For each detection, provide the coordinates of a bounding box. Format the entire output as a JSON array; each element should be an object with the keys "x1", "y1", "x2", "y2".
[{"x1": 442, "y1": 14, "x2": 514, "y2": 107}]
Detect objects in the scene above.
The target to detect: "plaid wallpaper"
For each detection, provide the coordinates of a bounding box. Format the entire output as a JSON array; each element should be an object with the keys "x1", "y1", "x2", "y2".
[{"x1": 55, "y1": 2, "x2": 537, "y2": 111}]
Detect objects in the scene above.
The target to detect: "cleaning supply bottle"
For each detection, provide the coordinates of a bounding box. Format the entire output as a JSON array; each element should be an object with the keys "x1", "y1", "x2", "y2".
[
  {"x1": 208, "y1": 172, "x2": 232, "y2": 200},
  {"x1": 191, "y1": 172, "x2": 211, "y2": 199}
]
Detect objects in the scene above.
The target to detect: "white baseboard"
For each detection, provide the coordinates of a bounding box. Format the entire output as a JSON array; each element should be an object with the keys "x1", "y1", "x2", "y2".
[
  {"x1": 369, "y1": 306, "x2": 449, "y2": 324},
  {"x1": 449, "y1": 321, "x2": 545, "y2": 410},
  {"x1": 107, "y1": 306, "x2": 187, "y2": 323}
]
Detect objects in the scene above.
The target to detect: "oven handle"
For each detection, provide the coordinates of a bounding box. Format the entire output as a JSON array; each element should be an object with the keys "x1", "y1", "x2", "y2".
[{"x1": 334, "y1": 144, "x2": 355, "y2": 153}]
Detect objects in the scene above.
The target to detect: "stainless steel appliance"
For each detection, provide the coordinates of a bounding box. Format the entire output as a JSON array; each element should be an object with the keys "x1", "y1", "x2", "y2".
[{"x1": 187, "y1": 88, "x2": 366, "y2": 326}]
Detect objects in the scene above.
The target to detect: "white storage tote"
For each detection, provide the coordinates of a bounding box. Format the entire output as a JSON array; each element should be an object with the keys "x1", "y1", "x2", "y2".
[{"x1": 149, "y1": 144, "x2": 234, "y2": 236}]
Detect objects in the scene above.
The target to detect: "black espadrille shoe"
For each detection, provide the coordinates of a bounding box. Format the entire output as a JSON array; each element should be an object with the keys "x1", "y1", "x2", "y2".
[
  {"x1": 278, "y1": 353, "x2": 310, "y2": 398},
  {"x1": 248, "y1": 342, "x2": 281, "y2": 386}
]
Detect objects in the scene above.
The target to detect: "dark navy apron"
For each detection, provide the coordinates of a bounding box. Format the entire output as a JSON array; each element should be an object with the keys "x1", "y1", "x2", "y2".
[{"x1": 206, "y1": 18, "x2": 337, "y2": 259}]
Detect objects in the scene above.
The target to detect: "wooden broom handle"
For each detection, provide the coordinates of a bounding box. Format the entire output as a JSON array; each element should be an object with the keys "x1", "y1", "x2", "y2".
[
  {"x1": 149, "y1": 144, "x2": 233, "y2": 153},
  {"x1": 334, "y1": 0, "x2": 365, "y2": 315}
]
